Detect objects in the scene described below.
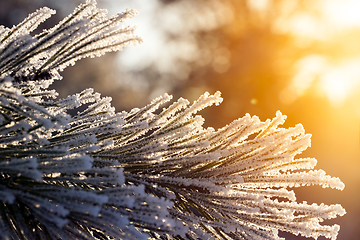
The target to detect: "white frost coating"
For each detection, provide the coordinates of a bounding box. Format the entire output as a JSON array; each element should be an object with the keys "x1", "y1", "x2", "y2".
[
  {"x1": 113, "y1": 93, "x2": 345, "y2": 240},
  {"x1": 0, "y1": 157, "x2": 42, "y2": 181},
  {"x1": 0, "y1": 1, "x2": 345, "y2": 239},
  {"x1": 0, "y1": 187, "x2": 15, "y2": 204}
]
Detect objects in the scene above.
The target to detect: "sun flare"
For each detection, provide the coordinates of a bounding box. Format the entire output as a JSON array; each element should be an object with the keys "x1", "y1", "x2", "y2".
[
  {"x1": 320, "y1": 61, "x2": 360, "y2": 106},
  {"x1": 323, "y1": 0, "x2": 360, "y2": 27},
  {"x1": 281, "y1": 0, "x2": 360, "y2": 106}
]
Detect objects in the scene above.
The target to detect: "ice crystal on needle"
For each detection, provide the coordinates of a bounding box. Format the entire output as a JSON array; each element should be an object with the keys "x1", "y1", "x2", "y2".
[{"x1": 0, "y1": 1, "x2": 345, "y2": 239}]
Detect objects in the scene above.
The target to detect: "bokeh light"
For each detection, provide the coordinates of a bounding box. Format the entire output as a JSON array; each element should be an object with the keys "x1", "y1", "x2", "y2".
[
  {"x1": 278, "y1": 0, "x2": 360, "y2": 110},
  {"x1": 1, "y1": 0, "x2": 360, "y2": 239}
]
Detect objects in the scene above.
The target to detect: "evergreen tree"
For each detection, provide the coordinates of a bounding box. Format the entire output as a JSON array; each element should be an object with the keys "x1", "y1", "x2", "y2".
[{"x1": 0, "y1": 1, "x2": 345, "y2": 239}]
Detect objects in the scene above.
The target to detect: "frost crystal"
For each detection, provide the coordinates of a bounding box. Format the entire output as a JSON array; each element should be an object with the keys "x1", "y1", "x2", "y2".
[{"x1": 0, "y1": 1, "x2": 345, "y2": 240}]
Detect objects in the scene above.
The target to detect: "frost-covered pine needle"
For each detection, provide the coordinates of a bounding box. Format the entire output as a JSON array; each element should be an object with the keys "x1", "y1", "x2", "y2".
[{"x1": 0, "y1": 1, "x2": 345, "y2": 240}]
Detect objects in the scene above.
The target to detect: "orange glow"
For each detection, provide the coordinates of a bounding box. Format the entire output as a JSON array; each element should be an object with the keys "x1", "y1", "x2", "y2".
[
  {"x1": 320, "y1": 59, "x2": 360, "y2": 106},
  {"x1": 323, "y1": 0, "x2": 360, "y2": 27},
  {"x1": 276, "y1": 0, "x2": 360, "y2": 107}
]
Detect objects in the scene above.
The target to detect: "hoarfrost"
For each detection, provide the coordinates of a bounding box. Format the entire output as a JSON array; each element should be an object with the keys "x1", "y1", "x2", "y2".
[{"x1": 0, "y1": 1, "x2": 345, "y2": 239}]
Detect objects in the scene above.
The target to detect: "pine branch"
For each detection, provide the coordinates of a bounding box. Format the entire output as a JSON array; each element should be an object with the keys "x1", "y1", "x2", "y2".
[{"x1": 0, "y1": 1, "x2": 345, "y2": 240}]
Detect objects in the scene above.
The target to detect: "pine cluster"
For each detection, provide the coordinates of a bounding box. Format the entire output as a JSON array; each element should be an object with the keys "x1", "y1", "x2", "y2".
[{"x1": 0, "y1": 1, "x2": 345, "y2": 239}]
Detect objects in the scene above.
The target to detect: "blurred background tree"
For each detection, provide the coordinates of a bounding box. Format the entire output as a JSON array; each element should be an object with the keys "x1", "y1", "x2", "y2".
[{"x1": 1, "y1": 0, "x2": 359, "y2": 239}]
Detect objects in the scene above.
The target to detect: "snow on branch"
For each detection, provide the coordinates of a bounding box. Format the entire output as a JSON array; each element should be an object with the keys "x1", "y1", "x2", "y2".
[{"x1": 0, "y1": 1, "x2": 345, "y2": 239}]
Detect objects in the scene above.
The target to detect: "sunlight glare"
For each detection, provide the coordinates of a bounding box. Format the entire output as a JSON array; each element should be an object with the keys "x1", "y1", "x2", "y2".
[
  {"x1": 277, "y1": 0, "x2": 360, "y2": 39},
  {"x1": 280, "y1": 55, "x2": 326, "y2": 105},
  {"x1": 321, "y1": 75, "x2": 348, "y2": 106},
  {"x1": 320, "y1": 60, "x2": 360, "y2": 106},
  {"x1": 322, "y1": 0, "x2": 360, "y2": 27},
  {"x1": 283, "y1": 56, "x2": 360, "y2": 106},
  {"x1": 279, "y1": 0, "x2": 360, "y2": 106}
]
